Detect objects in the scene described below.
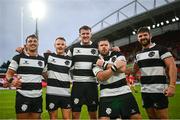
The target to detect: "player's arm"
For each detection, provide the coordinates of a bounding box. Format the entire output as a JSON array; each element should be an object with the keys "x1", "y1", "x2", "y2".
[
  {"x1": 95, "y1": 68, "x2": 114, "y2": 81},
  {"x1": 132, "y1": 63, "x2": 140, "y2": 75},
  {"x1": 164, "y1": 57, "x2": 177, "y2": 87},
  {"x1": 5, "y1": 69, "x2": 21, "y2": 88},
  {"x1": 42, "y1": 72, "x2": 48, "y2": 82},
  {"x1": 93, "y1": 59, "x2": 123, "y2": 81},
  {"x1": 164, "y1": 56, "x2": 177, "y2": 97},
  {"x1": 115, "y1": 59, "x2": 126, "y2": 73},
  {"x1": 15, "y1": 45, "x2": 27, "y2": 54}
]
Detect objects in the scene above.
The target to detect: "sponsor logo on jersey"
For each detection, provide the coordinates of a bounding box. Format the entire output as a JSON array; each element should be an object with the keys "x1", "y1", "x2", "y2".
[
  {"x1": 75, "y1": 49, "x2": 81, "y2": 53},
  {"x1": 23, "y1": 60, "x2": 29, "y2": 64}
]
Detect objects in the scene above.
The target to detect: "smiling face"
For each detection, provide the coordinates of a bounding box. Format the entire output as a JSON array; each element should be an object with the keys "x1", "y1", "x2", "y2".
[
  {"x1": 137, "y1": 31, "x2": 152, "y2": 48},
  {"x1": 26, "y1": 37, "x2": 38, "y2": 52},
  {"x1": 54, "y1": 38, "x2": 66, "y2": 55},
  {"x1": 79, "y1": 28, "x2": 92, "y2": 45}
]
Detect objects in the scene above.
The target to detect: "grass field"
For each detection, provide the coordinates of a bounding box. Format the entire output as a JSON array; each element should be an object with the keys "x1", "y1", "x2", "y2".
[{"x1": 0, "y1": 85, "x2": 180, "y2": 119}]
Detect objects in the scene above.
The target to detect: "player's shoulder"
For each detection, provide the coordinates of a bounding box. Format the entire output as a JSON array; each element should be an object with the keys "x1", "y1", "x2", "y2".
[{"x1": 111, "y1": 51, "x2": 124, "y2": 57}]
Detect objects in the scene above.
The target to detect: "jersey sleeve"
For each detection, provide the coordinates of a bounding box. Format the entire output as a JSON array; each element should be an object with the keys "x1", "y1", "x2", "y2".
[
  {"x1": 159, "y1": 46, "x2": 172, "y2": 60},
  {"x1": 8, "y1": 54, "x2": 20, "y2": 71},
  {"x1": 116, "y1": 52, "x2": 127, "y2": 62},
  {"x1": 92, "y1": 65, "x2": 103, "y2": 77}
]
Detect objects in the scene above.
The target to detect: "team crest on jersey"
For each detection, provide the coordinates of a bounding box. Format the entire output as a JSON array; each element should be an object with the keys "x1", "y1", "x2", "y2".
[
  {"x1": 49, "y1": 103, "x2": 55, "y2": 109},
  {"x1": 148, "y1": 51, "x2": 155, "y2": 57},
  {"x1": 111, "y1": 56, "x2": 116, "y2": 62},
  {"x1": 38, "y1": 61, "x2": 43, "y2": 66},
  {"x1": 106, "y1": 108, "x2": 112, "y2": 115},
  {"x1": 91, "y1": 49, "x2": 96, "y2": 55},
  {"x1": 21, "y1": 104, "x2": 28, "y2": 111},
  {"x1": 74, "y1": 98, "x2": 79, "y2": 104},
  {"x1": 65, "y1": 60, "x2": 70, "y2": 65}
]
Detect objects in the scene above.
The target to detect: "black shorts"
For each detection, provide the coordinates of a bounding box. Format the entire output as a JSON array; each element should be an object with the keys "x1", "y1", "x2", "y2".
[
  {"x1": 142, "y1": 93, "x2": 168, "y2": 109},
  {"x1": 71, "y1": 82, "x2": 98, "y2": 112},
  {"x1": 99, "y1": 93, "x2": 140, "y2": 119},
  {"x1": 46, "y1": 94, "x2": 71, "y2": 111},
  {"x1": 16, "y1": 92, "x2": 42, "y2": 114}
]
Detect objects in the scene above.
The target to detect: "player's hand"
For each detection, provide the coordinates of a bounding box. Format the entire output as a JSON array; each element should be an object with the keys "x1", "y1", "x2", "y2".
[
  {"x1": 16, "y1": 47, "x2": 24, "y2": 53},
  {"x1": 12, "y1": 76, "x2": 22, "y2": 89},
  {"x1": 96, "y1": 59, "x2": 104, "y2": 68},
  {"x1": 114, "y1": 59, "x2": 123, "y2": 69},
  {"x1": 111, "y1": 46, "x2": 120, "y2": 52},
  {"x1": 164, "y1": 85, "x2": 175, "y2": 97},
  {"x1": 2, "y1": 79, "x2": 10, "y2": 88},
  {"x1": 45, "y1": 49, "x2": 52, "y2": 53}
]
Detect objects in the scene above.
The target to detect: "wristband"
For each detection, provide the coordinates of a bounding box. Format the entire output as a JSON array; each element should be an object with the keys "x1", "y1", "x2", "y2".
[
  {"x1": 7, "y1": 78, "x2": 14, "y2": 83},
  {"x1": 102, "y1": 61, "x2": 108, "y2": 70},
  {"x1": 111, "y1": 65, "x2": 117, "y2": 72}
]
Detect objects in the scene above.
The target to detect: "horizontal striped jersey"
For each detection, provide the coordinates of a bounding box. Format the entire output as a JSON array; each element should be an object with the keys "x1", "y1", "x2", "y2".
[
  {"x1": 44, "y1": 53, "x2": 72, "y2": 97},
  {"x1": 135, "y1": 43, "x2": 172, "y2": 93},
  {"x1": 93, "y1": 51, "x2": 131, "y2": 98},
  {"x1": 8, "y1": 53, "x2": 45, "y2": 98},
  {"x1": 67, "y1": 41, "x2": 98, "y2": 83}
]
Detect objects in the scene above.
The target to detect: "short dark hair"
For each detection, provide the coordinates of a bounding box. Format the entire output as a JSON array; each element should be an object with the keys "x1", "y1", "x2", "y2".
[
  {"x1": 25, "y1": 34, "x2": 38, "y2": 43},
  {"x1": 79, "y1": 25, "x2": 91, "y2": 33},
  {"x1": 137, "y1": 27, "x2": 150, "y2": 34},
  {"x1": 98, "y1": 38, "x2": 109, "y2": 45},
  {"x1": 55, "y1": 37, "x2": 66, "y2": 42}
]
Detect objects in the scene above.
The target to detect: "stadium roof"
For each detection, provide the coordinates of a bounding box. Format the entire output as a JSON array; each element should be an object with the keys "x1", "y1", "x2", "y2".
[{"x1": 91, "y1": 0, "x2": 180, "y2": 43}]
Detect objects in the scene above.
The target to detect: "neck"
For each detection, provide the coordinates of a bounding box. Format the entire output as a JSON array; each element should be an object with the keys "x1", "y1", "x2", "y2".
[
  {"x1": 81, "y1": 41, "x2": 92, "y2": 45},
  {"x1": 143, "y1": 42, "x2": 152, "y2": 49},
  {"x1": 27, "y1": 50, "x2": 38, "y2": 56},
  {"x1": 56, "y1": 52, "x2": 65, "y2": 55},
  {"x1": 101, "y1": 51, "x2": 109, "y2": 57}
]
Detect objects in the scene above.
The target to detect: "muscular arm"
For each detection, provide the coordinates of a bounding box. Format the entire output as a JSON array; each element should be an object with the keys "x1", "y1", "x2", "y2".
[
  {"x1": 96, "y1": 68, "x2": 114, "y2": 81},
  {"x1": 6, "y1": 69, "x2": 16, "y2": 80},
  {"x1": 164, "y1": 57, "x2": 177, "y2": 86},
  {"x1": 6, "y1": 69, "x2": 22, "y2": 88},
  {"x1": 96, "y1": 59, "x2": 126, "y2": 81},
  {"x1": 42, "y1": 72, "x2": 48, "y2": 81},
  {"x1": 164, "y1": 56, "x2": 177, "y2": 97},
  {"x1": 132, "y1": 63, "x2": 140, "y2": 75},
  {"x1": 116, "y1": 60, "x2": 126, "y2": 73}
]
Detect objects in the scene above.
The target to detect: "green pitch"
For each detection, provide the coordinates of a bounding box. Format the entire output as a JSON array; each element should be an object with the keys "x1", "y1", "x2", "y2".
[{"x1": 0, "y1": 85, "x2": 180, "y2": 119}]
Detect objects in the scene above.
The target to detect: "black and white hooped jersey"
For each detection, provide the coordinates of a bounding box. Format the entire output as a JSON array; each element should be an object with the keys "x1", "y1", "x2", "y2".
[
  {"x1": 93, "y1": 51, "x2": 131, "y2": 98},
  {"x1": 135, "y1": 43, "x2": 172, "y2": 93},
  {"x1": 8, "y1": 53, "x2": 45, "y2": 98},
  {"x1": 67, "y1": 41, "x2": 98, "y2": 83},
  {"x1": 44, "y1": 53, "x2": 72, "y2": 97}
]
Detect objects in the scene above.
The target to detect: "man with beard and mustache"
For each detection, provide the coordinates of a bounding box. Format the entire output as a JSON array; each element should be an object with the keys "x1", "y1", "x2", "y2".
[
  {"x1": 92, "y1": 38, "x2": 142, "y2": 119},
  {"x1": 132, "y1": 27, "x2": 177, "y2": 119},
  {"x1": 5, "y1": 34, "x2": 46, "y2": 119}
]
